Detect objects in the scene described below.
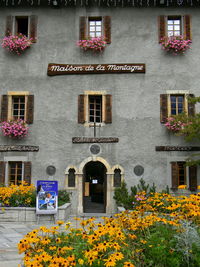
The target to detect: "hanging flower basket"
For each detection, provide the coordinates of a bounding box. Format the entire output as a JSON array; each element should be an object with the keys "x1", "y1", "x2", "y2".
[
  {"x1": 77, "y1": 37, "x2": 107, "y2": 52},
  {"x1": 1, "y1": 34, "x2": 33, "y2": 55},
  {"x1": 0, "y1": 120, "x2": 29, "y2": 139},
  {"x1": 160, "y1": 36, "x2": 192, "y2": 55},
  {"x1": 164, "y1": 116, "x2": 192, "y2": 134}
]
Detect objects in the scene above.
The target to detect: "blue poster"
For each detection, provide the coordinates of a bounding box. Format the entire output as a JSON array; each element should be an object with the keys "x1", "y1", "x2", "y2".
[{"x1": 36, "y1": 180, "x2": 58, "y2": 215}]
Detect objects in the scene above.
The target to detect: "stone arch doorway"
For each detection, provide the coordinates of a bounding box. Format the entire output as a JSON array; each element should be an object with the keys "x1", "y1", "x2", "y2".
[{"x1": 83, "y1": 161, "x2": 107, "y2": 213}]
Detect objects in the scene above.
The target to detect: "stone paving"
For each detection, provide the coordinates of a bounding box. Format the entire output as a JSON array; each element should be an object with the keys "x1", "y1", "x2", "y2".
[{"x1": 0, "y1": 213, "x2": 113, "y2": 267}]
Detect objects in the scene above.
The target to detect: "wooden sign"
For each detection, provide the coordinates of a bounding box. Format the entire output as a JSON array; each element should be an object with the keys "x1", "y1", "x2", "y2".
[
  {"x1": 47, "y1": 63, "x2": 145, "y2": 76},
  {"x1": 156, "y1": 146, "x2": 200, "y2": 152}
]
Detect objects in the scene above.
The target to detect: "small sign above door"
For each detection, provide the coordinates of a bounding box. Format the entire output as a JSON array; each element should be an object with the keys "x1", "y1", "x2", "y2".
[{"x1": 47, "y1": 63, "x2": 145, "y2": 76}]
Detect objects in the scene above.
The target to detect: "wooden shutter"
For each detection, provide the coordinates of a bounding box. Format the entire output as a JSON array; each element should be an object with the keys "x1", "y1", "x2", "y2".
[
  {"x1": 1, "y1": 95, "x2": 8, "y2": 122},
  {"x1": 78, "y1": 95, "x2": 85, "y2": 124},
  {"x1": 24, "y1": 162, "x2": 31, "y2": 185},
  {"x1": 158, "y1": 15, "x2": 166, "y2": 43},
  {"x1": 29, "y1": 15, "x2": 38, "y2": 43},
  {"x1": 184, "y1": 15, "x2": 192, "y2": 40},
  {"x1": 103, "y1": 16, "x2": 111, "y2": 44},
  {"x1": 171, "y1": 162, "x2": 178, "y2": 190},
  {"x1": 79, "y1": 16, "x2": 87, "y2": 40},
  {"x1": 5, "y1": 15, "x2": 13, "y2": 36},
  {"x1": 189, "y1": 165, "x2": 197, "y2": 191},
  {"x1": 105, "y1": 94, "x2": 112, "y2": 124},
  {"x1": 160, "y1": 94, "x2": 168, "y2": 123},
  {"x1": 188, "y1": 94, "x2": 195, "y2": 116},
  {"x1": 0, "y1": 162, "x2": 5, "y2": 185},
  {"x1": 26, "y1": 95, "x2": 34, "y2": 124}
]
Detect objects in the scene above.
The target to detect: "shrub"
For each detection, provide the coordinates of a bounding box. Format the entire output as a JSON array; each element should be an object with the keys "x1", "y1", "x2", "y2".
[
  {"x1": 0, "y1": 120, "x2": 29, "y2": 139},
  {"x1": 2, "y1": 33, "x2": 33, "y2": 55}
]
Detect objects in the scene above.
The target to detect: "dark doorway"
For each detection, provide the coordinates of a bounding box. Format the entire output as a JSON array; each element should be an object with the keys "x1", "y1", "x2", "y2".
[{"x1": 83, "y1": 161, "x2": 106, "y2": 213}]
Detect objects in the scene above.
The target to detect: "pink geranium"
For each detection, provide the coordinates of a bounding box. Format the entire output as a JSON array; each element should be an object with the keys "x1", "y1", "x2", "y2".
[
  {"x1": 77, "y1": 37, "x2": 107, "y2": 52},
  {"x1": 2, "y1": 34, "x2": 33, "y2": 55},
  {"x1": 1, "y1": 120, "x2": 29, "y2": 138},
  {"x1": 165, "y1": 117, "x2": 192, "y2": 133},
  {"x1": 160, "y1": 36, "x2": 192, "y2": 55}
]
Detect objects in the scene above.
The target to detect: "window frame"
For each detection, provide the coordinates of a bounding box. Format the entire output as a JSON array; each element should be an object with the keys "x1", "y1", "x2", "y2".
[
  {"x1": 14, "y1": 16, "x2": 30, "y2": 37},
  {"x1": 8, "y1": 161, "x2": 23, "y2": 185},
  {"x1": 168, "y1": 94, "x2": 187, "y2": 116},
  {"x1": 88, "y1": 17, "x2": 103, "y2": 38},
  {"x1": 65, "y1": 166, "x2": 78, "y2": 189},
  {"x1": 167, "y1": 16, "x2": 182, "y2": 37}
]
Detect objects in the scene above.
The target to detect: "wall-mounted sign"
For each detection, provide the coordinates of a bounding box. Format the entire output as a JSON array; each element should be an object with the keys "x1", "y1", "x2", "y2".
[
  {"x1": 156, "y1": 146, "x2": 200, "y2": 151},
  {"x1": 47, "y1": 63, "x2": 145, "y2": 76},
  {"x1": 36, "y1": 180, "x2": 58, "y2": 215}
]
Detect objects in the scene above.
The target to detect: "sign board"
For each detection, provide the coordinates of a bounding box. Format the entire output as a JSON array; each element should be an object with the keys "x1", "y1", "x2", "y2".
[
  {"x1": 156, "y1": 146, "x2": 200, "y2": 152},
  {"x1": 36, "y1": 180, "x2": 58, "y2": 215},
  {"x1": 47, "y1": 63, "x2": 145, "y2": 76}
]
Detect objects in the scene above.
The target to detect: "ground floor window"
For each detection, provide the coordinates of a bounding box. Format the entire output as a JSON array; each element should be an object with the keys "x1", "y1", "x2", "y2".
[{"x1": 8, "y1": 161, "x2": 23, "y2": 185}]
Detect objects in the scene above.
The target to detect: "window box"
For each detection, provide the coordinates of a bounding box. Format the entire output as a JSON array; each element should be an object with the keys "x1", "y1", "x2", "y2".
[
  {"x1": 77, "y1": 36, "x2": 107, "y2": 52},
  {"x1": 1, "y1": 33, "x2": 33, "y2": 55},
  {"x1": 0, "y1": 120, "x2": 29, "y2": 139},
  {"x1": 160, "y1": 35, "x2": 192, "y2": 55},
  {"x1": 164, "y1": 115, "x2": 192, "y2": 134}
]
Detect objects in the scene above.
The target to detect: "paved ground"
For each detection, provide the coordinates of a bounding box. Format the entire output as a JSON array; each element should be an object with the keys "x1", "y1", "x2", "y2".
[{"x1": 0, "y1": 213, "x2": 113, "y2": 267}]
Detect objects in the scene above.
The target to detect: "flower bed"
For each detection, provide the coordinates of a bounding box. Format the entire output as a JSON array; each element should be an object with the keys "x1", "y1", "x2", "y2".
[
  {"x1": 77, "y1": 37, "x2": 107, "y2": 52},
  {"x1": 2, "y1": 34, "x2": 33, "y2": 55},
  {"x1": 0, "y1": 120, "x2": 29, "y2": 139},
  {"x1": 160, "y1": 36, "x2": 192, "y2": 55},
  {"x1": 18, "y1": 192, "x2": 200, "y2": 266}
]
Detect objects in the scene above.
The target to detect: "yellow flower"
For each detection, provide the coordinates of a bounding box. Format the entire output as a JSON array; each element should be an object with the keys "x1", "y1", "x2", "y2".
[
  {"x1": 78, "y1": 258, "x2": 84, "y2": 265},
  {"x1": 124, "y1": 262, "x2": 135, "y2": 267},
  {"x1": 178, "y1": 185, "x2": 187, "y2": 189}
]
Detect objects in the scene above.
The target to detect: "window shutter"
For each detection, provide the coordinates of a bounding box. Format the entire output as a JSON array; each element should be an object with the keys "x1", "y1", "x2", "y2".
[
  {"x1": 0, "y1": 162, "x2": 5, "y2": 185},
  {"x1": 189, "y1": 165, "x2": 197, "y2": 191},
  {"x1": 103, "y1": 16, "x2": 111, "y2": 44},
  {"x1": 171, "y1": 162, "x2": 178, "y2": 191},
  {"x1": 26, "y1": 95, "x2": 34, "y2": 124},
  {"x1": 188, "y1": 94, "x2": 195, "y2": 116},
  {"x1": 24, "y1": 162, "x2": 31, "y2": 185},
  {"x1": 5, "y1": 15, "x2": 13, "y2": 36},
  {"x1": 29, "y1": 15, "x2": 38, "y2": 43},
  {"x1": 78, "y1": 95, "x2": 85, "y2": 124},
  {"x1": 1, "y1": 95, "x2": 8, "y2": 122},
  {"x1": 79, "y1": 16, "x2": 87, "y2": 40},
  {"x1": 160, "y1": 94, "x2": 168, "y2": 123},
  {"x1": 158, "y1": 15, "x2": 166, "y2": 43},
  {"x1": 105, "y1": 94, "x2": 112, "y2": 124},
  {"x1": 184, "y1": 15, "x2": 192, "y2": 41}
]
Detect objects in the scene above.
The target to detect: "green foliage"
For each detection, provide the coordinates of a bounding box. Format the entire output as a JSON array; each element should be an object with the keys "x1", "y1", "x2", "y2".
[
  {"x1": 114, "y1": 178, "x2": 157, "y2": 210},
  {"x1": 58, "y1": 190, "x2": 71, "y2": 206}
]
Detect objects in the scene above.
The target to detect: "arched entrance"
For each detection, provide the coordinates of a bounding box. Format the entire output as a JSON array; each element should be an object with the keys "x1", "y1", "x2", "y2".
[{"x1": 83, "y1": 161, "x2": 107, "y2": 213}]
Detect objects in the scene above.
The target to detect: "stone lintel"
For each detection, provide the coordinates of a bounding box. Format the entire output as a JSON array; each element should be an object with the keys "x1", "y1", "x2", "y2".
[
  {"x1": 72, "y1": 137, "x2": 119, "y2": 143},
  {"x1": 0, "y1": 145, "x2": 39, "y2": 152}
]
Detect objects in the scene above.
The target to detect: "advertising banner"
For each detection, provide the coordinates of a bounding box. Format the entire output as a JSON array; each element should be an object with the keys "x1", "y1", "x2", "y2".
[{"x1": 36, "y1": 180, "x2": 58, "y2": 215}]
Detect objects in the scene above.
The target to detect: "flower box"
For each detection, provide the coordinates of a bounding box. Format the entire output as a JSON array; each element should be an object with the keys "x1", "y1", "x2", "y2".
[
  {"x1": 2, "y1": 34, "x2": 33, "y2": 55},
  {"x1": 164, "y1": 116, "x2": 192, "y2": 134},
  {"x1": 77, "y1": 37, "x2": 107, "y2": 52},
  {"x1": 160, "y1": 36, "x2": 192, "y2": 55},
  {"x1": 0, "y1": 120, "x2": 29, "y2": 139}
]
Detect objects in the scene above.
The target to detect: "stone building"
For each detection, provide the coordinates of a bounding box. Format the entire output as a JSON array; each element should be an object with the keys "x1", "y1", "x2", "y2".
[{"x1": 0, "y1": 0, "x2": 199, "y2": 214}]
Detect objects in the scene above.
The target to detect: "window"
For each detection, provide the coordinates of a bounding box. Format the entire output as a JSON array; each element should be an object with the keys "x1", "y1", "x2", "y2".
[
  {"x1": 68, "y1": 168, "x2": 76, "y2": 187},
  {"x1": 171, "y1": 162, "x2": 197, "y2": 191},
  {"x1": 89, "y1": 18, "x2": 102, "y2": 38},
  {"x1": 89, "y1": 95, "x2": 102, "y2": 123},
  {"x1": 1, "y1": 92, "x2": 34, "y2": 124},
  {"x1": 78, "y1": 92, "x2": 112, "y2": 124},
  {"x1": 158, "y1": 15, "x2": 191, "y2": 41},
  {"x1": 5, "y1": 15, "x2": 38, "y2": 42},
  {"x1": 160, "y1": 93, "x2": 195, "y2": 123},
  {"x1": 0, "y1": 161, "x2": 31, "y2": 186},
  {"x1": 113, "y1": 169, "x2": 122, "y2": 187},
  {"x1": 79, "y1": 16, "x2": 111, "y2": 43},
  {"x1": 8, "y1": 161, "x2": 23, "y2": 185},
  {"x1": 167, "y1": 16, "x2": 181, "y2": 37}
]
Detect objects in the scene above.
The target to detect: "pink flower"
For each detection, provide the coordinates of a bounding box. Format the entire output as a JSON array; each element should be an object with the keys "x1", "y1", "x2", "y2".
[
  {"x1": 0, "y1": 120, "x2": 29, "y2": 138},
  {"x1": 77, "y1": 36, "x2": 107, "y2": 52}
]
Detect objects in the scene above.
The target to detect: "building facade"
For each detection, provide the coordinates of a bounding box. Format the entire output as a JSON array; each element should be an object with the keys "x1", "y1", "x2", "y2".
[{"x1": 0, "y1": 0, "x2": 199, "y2": 214}]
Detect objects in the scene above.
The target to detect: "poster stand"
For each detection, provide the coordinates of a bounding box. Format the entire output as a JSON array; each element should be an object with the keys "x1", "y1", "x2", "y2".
[{"x1": 36, "y1": 214, "x2": 57, "y2": 224}]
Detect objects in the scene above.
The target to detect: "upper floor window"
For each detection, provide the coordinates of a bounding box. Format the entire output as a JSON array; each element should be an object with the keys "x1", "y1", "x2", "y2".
[
  {"x1": 89, "y1": 18, "x2": 102, "y2": 38},
  {"x1": 158, "y1": 15, "x2": 191, "y2": 41},
  {"x1": 79, "y1": 16, "x2": 111, "y2": 44},
  {"x1": 1, "y1": 92, "x2": 34, "y2": 124},
  {"x1": 160, "y1": 93, "x2": 195, "y2": 123},
  {"x1": 167, "y1": 16, "x2": 182, "y2": 37},
  {"x1": 5, "y1": 15, "x2": 38, "y2": 42},
  {"x1": 78, "y1": 92, "x2": 112, "y2": 125}
]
